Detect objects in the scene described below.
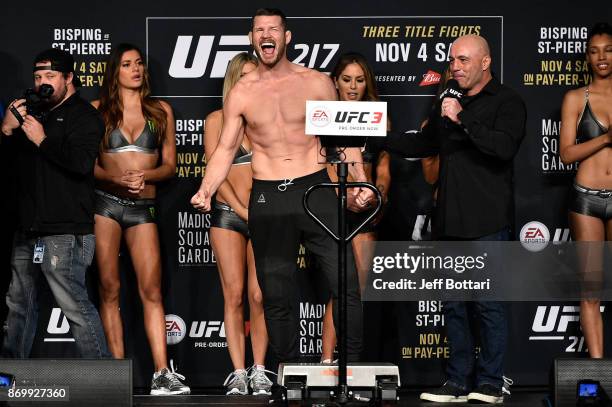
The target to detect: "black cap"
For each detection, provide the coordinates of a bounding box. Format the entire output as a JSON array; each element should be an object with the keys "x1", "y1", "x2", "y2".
[{"x1": 33, "y1": 48, "x2": 82, "y2": 87}]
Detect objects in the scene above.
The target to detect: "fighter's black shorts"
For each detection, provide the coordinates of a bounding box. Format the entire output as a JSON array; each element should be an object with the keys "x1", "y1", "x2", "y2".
[
  {"x1": 94, "y1": 190, "x2": 156, "y2": 229},
  {"x1": 570, "y1": 183, "x2": 612, "y2": 221},
  {"x1": 210, "y1": 201, "x2": 249, "y2": 238},
  {"x1": 248, "y1": 169, "x2": 362, "y2": 364}
]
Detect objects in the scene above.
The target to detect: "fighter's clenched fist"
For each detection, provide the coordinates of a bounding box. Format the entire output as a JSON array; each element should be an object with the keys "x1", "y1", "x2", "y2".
[{"x1": 190, "y1": 186, "x2": 211, "y2": 212}]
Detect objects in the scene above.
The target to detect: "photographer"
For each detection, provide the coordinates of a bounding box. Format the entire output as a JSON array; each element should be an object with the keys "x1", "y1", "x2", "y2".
[{"x1": 0, "y1": 48, "x2": 109, "y2": 358}]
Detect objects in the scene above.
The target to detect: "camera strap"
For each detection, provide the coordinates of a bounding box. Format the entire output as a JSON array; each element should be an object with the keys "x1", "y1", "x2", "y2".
[{"x1": 9, "y1": 105, "x2": 24, "y2": 125}]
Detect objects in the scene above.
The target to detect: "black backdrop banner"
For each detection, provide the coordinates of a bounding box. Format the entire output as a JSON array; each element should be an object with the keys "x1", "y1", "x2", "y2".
[{"x1": 1, "y1": 0, "x2": 610, "y2": 389}]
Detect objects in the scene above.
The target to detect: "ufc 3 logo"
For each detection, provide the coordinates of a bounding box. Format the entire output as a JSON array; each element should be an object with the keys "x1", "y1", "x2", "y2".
[
  {"x1": 168, "y1": 35, "x2": 250, "y2": 78},
  {"x1": 335, "y1": 111, "x2": 383, "y2": 124}
]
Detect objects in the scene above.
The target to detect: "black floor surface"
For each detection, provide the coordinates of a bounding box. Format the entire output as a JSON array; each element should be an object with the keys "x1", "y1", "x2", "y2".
[{"x1": 133, "y1": 388, "x2": 550, "y2": 406}]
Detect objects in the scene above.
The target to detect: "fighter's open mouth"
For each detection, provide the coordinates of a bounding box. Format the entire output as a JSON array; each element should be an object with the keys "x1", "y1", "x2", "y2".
[{"x1": 261, "y1": 42, "x2": 276, "y2": 55}]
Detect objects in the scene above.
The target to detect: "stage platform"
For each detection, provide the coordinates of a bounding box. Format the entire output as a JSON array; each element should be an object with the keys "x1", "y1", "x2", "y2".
[{"x1": 132, "y1": 387, "x2": 549, "y2": 406}]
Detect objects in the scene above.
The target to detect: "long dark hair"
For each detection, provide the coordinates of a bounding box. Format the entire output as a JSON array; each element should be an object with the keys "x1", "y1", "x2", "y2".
[
  {"x1": 331, "y1": 52, "x2": 379, "y2": 101},
  {"x1": 98, "y1": 43, "x2": 167, "y2": 148}
]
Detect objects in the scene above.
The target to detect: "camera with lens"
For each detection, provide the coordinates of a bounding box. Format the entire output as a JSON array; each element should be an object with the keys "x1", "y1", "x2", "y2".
[{"x1": 10, "y1": 84, "x2": 54, "y2": 124}]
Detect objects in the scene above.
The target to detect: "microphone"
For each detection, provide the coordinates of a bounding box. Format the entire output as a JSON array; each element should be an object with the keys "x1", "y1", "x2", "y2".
[
  {"x1": 439, "y1": 79, "x2": 463, "y2": 129},
  {"x1": 438, "y1": 79, "x2": 463, "y2": 103}
]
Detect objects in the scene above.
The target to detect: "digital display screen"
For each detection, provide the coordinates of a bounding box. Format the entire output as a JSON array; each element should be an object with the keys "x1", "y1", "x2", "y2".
[{"x1": 578, "y1": 383, "x2": 599, "y2": 397}]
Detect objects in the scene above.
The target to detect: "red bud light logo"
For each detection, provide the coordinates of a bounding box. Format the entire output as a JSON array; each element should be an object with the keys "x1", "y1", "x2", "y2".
[
  {"x1": 419, "y1": 70, "x2": 441, "y2": 87},
  {"x1": 165, "y1": 314, "x2": 186, "y2": 345},
  {"x1": 309, "y1": 106, "x2": 331, "y2": 127},
  {"x1": 520, "y1": 221, "x2": 550, "y2": 252}
]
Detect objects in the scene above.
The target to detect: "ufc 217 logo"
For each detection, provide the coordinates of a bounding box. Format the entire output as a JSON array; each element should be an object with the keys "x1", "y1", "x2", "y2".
[
  {"x1": 530, "y1": 305, "x2": 604, "y2": 353},
  {"x1": 169, "y1": 35, "x2": 250, "y2": 78},
  {"x1": 531, "y1": 305, "x2": 580, "y2": 337},
  {"x1": 44, "y1": 308, "x2": 75, "y2": 343},
  {"x1": 168, "y1": 35, "x2": 340, "y2": 78}
]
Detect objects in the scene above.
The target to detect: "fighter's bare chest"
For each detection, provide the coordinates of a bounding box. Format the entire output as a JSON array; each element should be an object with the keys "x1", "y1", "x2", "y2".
[{"x1": 243, "y1": 87, "x2": 311, "y2": 127}]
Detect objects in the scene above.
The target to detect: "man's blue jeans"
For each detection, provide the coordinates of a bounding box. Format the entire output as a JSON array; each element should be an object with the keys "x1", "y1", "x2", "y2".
[
  {"x1": 2, "y1": 232, "x2": 109, "y2": 358},
  {"x1": 443, "y1": 228, "x2": 509, "y2": 391}
]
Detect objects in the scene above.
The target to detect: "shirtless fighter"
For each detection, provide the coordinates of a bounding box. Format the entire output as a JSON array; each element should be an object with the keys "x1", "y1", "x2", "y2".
[{"x1": 191, "y1": 8, "x2": 373, "y2": 365}]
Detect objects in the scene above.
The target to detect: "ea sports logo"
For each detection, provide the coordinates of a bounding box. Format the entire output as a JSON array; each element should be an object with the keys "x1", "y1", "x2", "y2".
[
  {"x1": 309, "y1": 106, "x2": 331, "y2": 127},
  {"x1": 520, "y1": 221, "x2": 550, "y2": 252},
  {"x1": 165, "y1": 314, "x2": 186, "y2": 345}
]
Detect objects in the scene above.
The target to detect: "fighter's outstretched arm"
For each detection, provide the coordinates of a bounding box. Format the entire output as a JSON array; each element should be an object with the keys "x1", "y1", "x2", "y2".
[{"x1": 191, "y1": 86, "x2": 246, "y2": 212}]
